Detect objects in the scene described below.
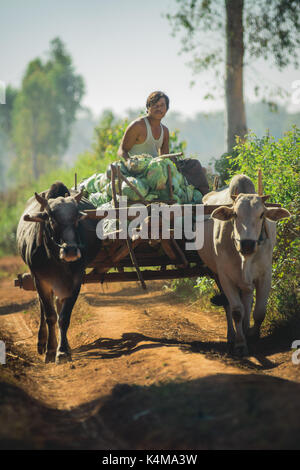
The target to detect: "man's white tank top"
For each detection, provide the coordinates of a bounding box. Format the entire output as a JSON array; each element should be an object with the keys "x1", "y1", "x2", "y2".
[{"x1": 128, "y1": 117, "x2": 164, "y2": 157}]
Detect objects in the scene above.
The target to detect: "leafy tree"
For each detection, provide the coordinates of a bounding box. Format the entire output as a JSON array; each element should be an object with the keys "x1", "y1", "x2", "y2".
[
  {"x1": 45, "y1": 38, "x2": 85, "y2": 154},
  {"x1": 166, "y1": 0, "x2": 300, "y2": 152},
  {"x1": 11, "y1": 38, "x2": 84, "y2": 182}
]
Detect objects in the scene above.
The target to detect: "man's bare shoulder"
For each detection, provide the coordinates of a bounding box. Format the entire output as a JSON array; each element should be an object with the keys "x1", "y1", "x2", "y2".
[
  {"x1": 162, "y1": 123, "x2": 169, "y2": 136},
  {"x1": 127, "y1": 117, "x2": 146, "y2": 131}
]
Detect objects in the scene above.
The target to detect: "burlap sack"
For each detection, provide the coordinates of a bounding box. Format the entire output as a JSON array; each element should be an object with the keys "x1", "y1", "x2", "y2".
[{"x1": 174, "y1": 158, "x2": 209, "y2": 195}]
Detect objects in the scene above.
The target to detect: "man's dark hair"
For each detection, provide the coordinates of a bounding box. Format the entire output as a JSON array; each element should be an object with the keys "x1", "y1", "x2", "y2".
[{"x1": 146, "y1": 91, "x2": 169, "y2": 111}]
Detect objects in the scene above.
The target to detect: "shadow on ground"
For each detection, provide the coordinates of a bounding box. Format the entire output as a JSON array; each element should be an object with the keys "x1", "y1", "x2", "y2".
[
  {"x1": 73, "y1": 330, "x2": 291, "y2": 372},
  {"x1": 1, "y1": 371, "x2": 300, "y2": 450}
]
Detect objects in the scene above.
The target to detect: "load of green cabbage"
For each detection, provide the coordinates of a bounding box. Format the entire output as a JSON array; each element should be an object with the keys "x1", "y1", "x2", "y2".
[{"x1": 78, "y1": 154, "x2": 203, "y2": 208}]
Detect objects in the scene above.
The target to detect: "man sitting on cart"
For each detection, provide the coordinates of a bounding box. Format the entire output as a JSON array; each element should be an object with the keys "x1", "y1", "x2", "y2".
[{"x1": 117, "y1": 91, "x2": 210, "y2": 196}]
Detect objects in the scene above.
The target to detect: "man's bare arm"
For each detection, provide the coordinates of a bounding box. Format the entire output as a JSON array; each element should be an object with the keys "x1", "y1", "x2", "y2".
[
  {"x1": 117, "y1": 121, "x2": 141, "y2": 160},
  {"x1": 160, "y1": 126, "x2": 170, "y2": 155}
]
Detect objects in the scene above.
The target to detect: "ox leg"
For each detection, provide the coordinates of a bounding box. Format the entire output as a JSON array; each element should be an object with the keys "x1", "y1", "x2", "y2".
[
  {"x1": 241, "y1": 291, "x2": 254, "y2": 336},
  {"x1": 248, "y1": 274, "x2": 271, "y2": 341},
  {"x1": 219, "y1": 274, "x2": 248, "y2": 356},
  {"x1": 35, "y1": 279, "x2": 58, "y2": 363},
  {"x1": 37, "y1": 297, "x2": 47, "y2": 355},
  {"x1": 56, "y1": 284, "x2": 81, "y2": 364},
  {"x1": 224, "y1": 304, "x2": 235, "y2": 349}
]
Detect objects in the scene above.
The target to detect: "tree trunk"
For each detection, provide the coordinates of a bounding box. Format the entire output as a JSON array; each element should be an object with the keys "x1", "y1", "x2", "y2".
[{"x1": 225, "y1": 0, "x2": 247, "y2": 153}]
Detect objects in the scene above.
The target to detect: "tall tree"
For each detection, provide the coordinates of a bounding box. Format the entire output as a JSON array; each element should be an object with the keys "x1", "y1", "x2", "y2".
[
  {"x1": 12, "y1": 38, "x2": 84, "y2": 181},
  {"x1": 167, "y1": 0, "x2": 300, "y2": 152}
]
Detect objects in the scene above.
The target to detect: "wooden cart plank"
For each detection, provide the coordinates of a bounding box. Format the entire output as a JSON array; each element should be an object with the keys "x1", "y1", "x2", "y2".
[{"x1": 83, "y1": 266, "x2": 212, "y2": 284}]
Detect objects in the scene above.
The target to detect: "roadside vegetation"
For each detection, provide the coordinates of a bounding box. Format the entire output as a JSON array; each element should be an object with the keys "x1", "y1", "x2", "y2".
[{"x1": 171, "y1": 127, "x2": 300, "y2": 335}]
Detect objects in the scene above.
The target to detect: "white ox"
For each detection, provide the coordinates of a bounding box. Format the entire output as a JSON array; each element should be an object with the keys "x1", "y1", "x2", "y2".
[{"x1": 198, "y1": 174, "x2": 290, "y2": 356}]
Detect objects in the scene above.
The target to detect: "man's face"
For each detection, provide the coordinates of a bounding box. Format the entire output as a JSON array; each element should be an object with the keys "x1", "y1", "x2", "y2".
[{"x1": 147, "y1": 97, "x2": 168, "y2": 119}]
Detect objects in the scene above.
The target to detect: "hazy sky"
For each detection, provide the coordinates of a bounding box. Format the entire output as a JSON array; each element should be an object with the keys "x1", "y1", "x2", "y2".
[{"x1": 1, "y1": 0, "x2": 299, "y2": 118}]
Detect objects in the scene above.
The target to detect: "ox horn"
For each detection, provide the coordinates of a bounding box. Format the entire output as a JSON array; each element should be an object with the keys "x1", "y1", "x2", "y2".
[
  {"x1": 24, "y1": 212, "x2": 48, "y2": 223},
  {"x1": 74, "y1": 190, "x2": 83, "y2": 203},
  {"x1": 35, "y1": 192, "x2": 49, "y2": 211},
  {"x1": 261, "y1": 195, "x2": 270, "y2": 203}
]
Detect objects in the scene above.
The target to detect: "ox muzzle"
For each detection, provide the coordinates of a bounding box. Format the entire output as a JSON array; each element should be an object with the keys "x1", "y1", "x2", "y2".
[
  {"x1": 240, "y1": 239, "x2": 257, "y2": 256},
  {"x1": 234, "y1": 238, "x2": 258, "y2": 256},
  {"x1": 59, "y1": 243, "x2": 82, "y2": 262}
]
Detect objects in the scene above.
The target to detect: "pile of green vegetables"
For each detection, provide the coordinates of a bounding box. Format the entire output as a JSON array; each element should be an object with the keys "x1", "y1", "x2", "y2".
[{"x1": 79, "y1": 154, "x2": 203, "y2": 207}]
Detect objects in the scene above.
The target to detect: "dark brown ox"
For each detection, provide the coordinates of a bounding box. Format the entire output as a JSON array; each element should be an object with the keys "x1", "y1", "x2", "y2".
[{"x1": 16, "y1": 182, "x2": 101, "y2": 364}]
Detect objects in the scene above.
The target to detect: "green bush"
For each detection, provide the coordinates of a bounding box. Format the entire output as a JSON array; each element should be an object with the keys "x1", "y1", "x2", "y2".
[{"x1": 227, "y1": 127, "x2": 300, "y2": 332}]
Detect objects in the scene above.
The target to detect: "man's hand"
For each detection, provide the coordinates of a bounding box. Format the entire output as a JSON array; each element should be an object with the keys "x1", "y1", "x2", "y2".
[{"x1": 119, "y1": 149, "x2": 130, "y2": 161}]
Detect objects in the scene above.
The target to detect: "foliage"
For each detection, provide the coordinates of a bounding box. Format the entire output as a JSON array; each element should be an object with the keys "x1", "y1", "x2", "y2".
[
  {"x1": 228, "y1": 127, "x2": 300, "y2": 204},
  {"x1": 165, "y1": 277, "x2": 199, "y2": 302},
  {"x1": 169, "y1": 128, "x2": 187, "y2": 155},
  {"x1": 92, "y1": 110, "x2": 128, "y2": 162},
  {"x1": 166, "y1": 0, "x2": 300, "y2": 100},
  {"x1": 213, "y1": 148, "x2": 239, "y2": 187},
  {"x1": 166, "y1": 276, "x2": 218, "y2": 311}
]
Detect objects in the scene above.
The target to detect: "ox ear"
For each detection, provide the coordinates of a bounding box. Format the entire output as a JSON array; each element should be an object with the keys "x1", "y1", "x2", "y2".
[
  {"x1": 211, "y1": 206, "x2": 234, "y2": 221},
  {"x1": 261, "y1": 195, "x2": 270, "y2": 203},
  {"x1": 264, "y1": 207, "x2": 291, "y2": 221},
  {"x1": 24, "y1": 212, "x2": 49, "y2": 223},
  {"x1": 74, "y1": 190, "x2": 83, "y2": 203}
]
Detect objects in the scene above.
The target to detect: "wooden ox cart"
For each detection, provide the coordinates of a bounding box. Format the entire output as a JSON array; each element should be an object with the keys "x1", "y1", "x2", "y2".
[{"x1": 14, "y1": 163, "x2": 280, "y2": 293}]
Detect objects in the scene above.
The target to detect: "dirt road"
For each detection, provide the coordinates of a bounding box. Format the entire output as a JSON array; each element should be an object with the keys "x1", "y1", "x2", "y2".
[{"x1": 0, "y1": 256, "x2": 300, "y2": 450}]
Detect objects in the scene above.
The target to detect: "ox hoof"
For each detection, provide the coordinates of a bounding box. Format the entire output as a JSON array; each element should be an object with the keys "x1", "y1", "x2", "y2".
[
  {"x1": 56, "y1": 351, "x2": 72, "y2": 364},
  {"x1": 45, "y1": 351, "x2": 56, "y2": 363},
  {"x1": 233, "y1": 344, "x2": 249, "y2": 358},
  {"x1": 246, "y1": 327, "x2": 260, "y2": 343}
]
